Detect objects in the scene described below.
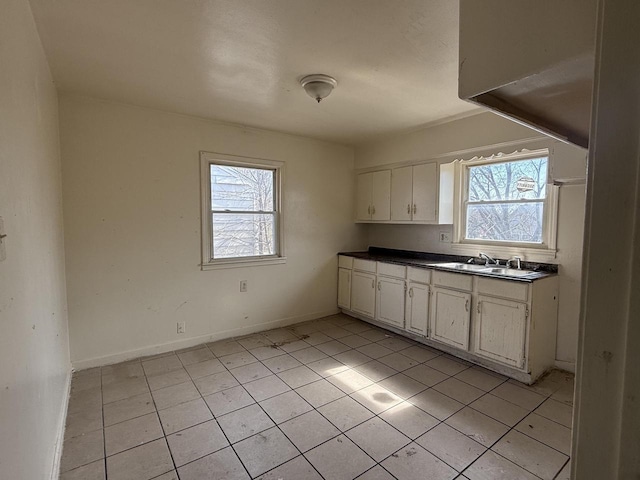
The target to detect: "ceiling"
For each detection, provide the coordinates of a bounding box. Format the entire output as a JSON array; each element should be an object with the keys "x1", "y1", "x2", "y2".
[{"x1": 29, "y1": 0, "x2": 480, "y2": 145}]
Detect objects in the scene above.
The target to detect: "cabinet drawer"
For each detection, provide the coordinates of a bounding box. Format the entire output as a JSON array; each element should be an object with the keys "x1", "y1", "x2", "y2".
[
  {"x1": 353, "y1": 258, "x2": 376, "y2": 273},
  {"x1": 407, "y1": 267, "x2": 430, "y2": 284},
  {"x1": 432, "y1": 270, "x2": 473, "y2": 291},
  {"x1": 377, "y1": 262, "x2": 406, "y2": 278},
  {"x1": 338, "y1": 255, "x2": 354, "y2": 269},
  {"x1": 477, "y1": 277, "x2": 529, "y2": 302}
]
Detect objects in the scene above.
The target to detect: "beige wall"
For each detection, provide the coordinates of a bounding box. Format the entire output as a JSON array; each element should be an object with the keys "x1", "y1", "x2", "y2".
[
  {"x1": 354, "y1": 112, "x2": 586, "y2": 369},
  {"x1": 0, "y1": 0, "x2": 71, "y2": 478},
  {"x1": 60, "y1": 95, "x2": 365, "y2": 368}
]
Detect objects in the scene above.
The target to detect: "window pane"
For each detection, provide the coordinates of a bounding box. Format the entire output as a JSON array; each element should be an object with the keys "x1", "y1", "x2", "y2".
[
  {"x1": 212, "y1": 213, "x2": 276, "y2": 259},
  {"x1": 468, "y1": 157, "x2": 548, "y2": 202},
  {"x1": 210, "y1": 165, "x2": 274, "y2": 212},
  {"x1": 466, "y1": 202, "x2": 544, "y2": 243}
]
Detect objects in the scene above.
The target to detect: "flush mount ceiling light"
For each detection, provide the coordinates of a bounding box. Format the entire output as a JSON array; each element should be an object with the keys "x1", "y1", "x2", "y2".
[{"x1": 300, "y1": 74, "x2": 337, "y2": 103}]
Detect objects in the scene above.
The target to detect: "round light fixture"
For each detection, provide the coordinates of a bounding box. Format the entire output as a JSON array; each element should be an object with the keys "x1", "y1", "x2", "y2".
[{"x1": 300, "y1": 74, "x2": 337, "y2": 103}]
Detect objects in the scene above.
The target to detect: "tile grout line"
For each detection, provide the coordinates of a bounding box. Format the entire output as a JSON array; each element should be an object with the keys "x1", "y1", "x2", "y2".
[
  {"x1": 65, "y1": 316, "x2": 572, "y2": 480},
  {"x1": 142, "y1": 365, "x2": 179, "y2": 478}
]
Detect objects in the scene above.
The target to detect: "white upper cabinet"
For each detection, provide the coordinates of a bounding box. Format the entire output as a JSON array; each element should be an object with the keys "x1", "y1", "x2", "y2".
[
  {"x1": 360, "y1": 162, "x2": 452, "y2": 224},
  {"x1": 391, "y1": 166, "x2": 413, "y2": 221},
  {"x1": 356, "y1": 170, "x2": 391, "y2": 221},
  {"x1": 412, "y1": 163, "x2": 437, "y2": 222},
  {"x1": 391, "y1": 163, "x2": 437, "y2": 222}
]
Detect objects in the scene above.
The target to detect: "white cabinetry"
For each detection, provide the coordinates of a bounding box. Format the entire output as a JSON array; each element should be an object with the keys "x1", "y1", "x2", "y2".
[
  {"x1": 338, "y1": 268, "x2": 352, "y2": 310},
  {"x1": 361, "y1": 162, "x2": 453, "y2": 224},
  {"x1": 389, "y1": 163, "x2": 438, "y2": 222},
  {"x1": 350, "y1": 259, "x2": 377, "y2": 318},
  {"x1": 376, "y1": 276, "x2": 406, "y2": 328},
  {"x1": 430, "y1": 287, "x2": 471, "y2": 350},
  {"x1": 337, "y1": 253, "x2": 558, "y2": 384},
  {"x1": 475, "y1": 296, "x2": 527, "y2": 368},
  {"x1": 406, "y1": 282, "x2": 429, "y2": 335},
  {"x1": 351, "y1": 271, "x2": 376, "y2": 317},
  {"x1": 356, "y1": 170, "x2": 391, "y2": 221}
]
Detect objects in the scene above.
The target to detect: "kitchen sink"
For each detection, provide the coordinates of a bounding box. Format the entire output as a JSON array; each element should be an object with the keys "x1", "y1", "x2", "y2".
[
  {"x1": 436, "y1": 262, "x2": 536, "y2": 277},
  {"x1": 481, "y1": 267, "x2": 535, "y2": 277},
  {"x1": 436, "y1": 262, "x2": 490, "y2": 271}
]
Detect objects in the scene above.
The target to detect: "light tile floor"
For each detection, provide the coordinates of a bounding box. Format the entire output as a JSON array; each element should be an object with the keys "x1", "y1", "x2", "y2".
[{"x1": 59, "y1": 314, "x2": 575, "y2": 480}]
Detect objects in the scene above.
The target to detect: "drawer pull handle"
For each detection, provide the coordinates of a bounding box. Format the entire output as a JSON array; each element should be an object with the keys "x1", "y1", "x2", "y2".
[
  {"x1": 465, "y1": 299, "x2": 469, "y2": 312},
  {"x1": 413, "y1": 204, "x2": 417, "y2": 214},
  {"x1": 407, "y1": 204, "x2": 411, "y2": 214}
]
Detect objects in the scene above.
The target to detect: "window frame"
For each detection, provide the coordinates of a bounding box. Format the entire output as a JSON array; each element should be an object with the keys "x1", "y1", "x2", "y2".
[
  {"x1": 200, "y1": 151, "x2": 285, "y2": 270},
  {"x1": 452, "y1": 149, "x2": 559, "y2": 259}
]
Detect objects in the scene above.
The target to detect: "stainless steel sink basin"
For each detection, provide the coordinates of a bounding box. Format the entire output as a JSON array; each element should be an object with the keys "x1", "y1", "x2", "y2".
[
  {"x1": 437, "y1": 263, "x2": 492, "y2": 272},
  {"x1": 481, "y1": 267, "x2": 535, "y2": 277}
]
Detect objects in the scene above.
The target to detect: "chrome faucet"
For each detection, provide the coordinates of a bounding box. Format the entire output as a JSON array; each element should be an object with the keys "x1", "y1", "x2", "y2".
[
  {"x1": 507, "y1": 256, "x2": 523, "y2": 270},
  {"x1": 479, "y1": 252, "x2": 499, "y2": 266}
]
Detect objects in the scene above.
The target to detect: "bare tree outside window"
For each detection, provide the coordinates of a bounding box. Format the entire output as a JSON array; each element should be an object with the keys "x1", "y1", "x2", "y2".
[
  {"x1": 210, "y1": 165, "x2": 276, "y2": 259},
  {"x1": 465, "y1": 157, "x2": 548, "y2": 243}
]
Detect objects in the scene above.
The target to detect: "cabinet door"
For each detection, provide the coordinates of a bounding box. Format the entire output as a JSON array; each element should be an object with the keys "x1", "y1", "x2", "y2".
[
  {"x1": 429, "y1": 287, "x2": 471, "y2": 350},
  {"x1": 356, "y1": 173, "x2": 373, "y2": 221},
  {"x1": 474, "y1": 295, "x2": 527, "y2": 368},
  {"x1": 406, "y1": 282, "x2": 429, "y2": 336},
  {"x1": 371, "y1": 170, "x2": 391, "y2": 221},
  {"x1": 391, "y1": 166, "x2": 413, "y2": 221},
  {"x1": 376, "y1": 276, "x2": 405, "y2": 328},
  {"x1": 412, "y1": 163, "x2": 437, "y2": 222},
  {"x1": 337, "y1": 268, "x2": 352, "y2": 310},
  {"x1": 351, "y1": 271, "x2": 376, "y2": 318}
]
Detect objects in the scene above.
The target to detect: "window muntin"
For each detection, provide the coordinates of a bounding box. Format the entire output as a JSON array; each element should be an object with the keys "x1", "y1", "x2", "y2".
[
  {"x1": 201, "y1": 155, "x2": 283, "y2": 266},
  {"x1": 464, "y1": 156, "x2": 549, "y2": 244}
]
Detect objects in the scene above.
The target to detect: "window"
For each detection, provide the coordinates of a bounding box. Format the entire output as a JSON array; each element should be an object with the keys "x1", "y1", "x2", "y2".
[
  {"x1": 200, "y1": 152, "x2": 284, "y2": 269},
  {"x1": 459, "y1": 152, "x2": 556, "y2": 250}
]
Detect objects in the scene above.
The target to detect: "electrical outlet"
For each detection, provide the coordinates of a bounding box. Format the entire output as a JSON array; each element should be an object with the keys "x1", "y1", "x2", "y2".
[
  {"x1": 177, "y1": 322, "x2": 186, "y2": 334},
  {"x1": 240, "y1": 280, "x2": 247, "y2": 292},
  {"x1": 439, "y1": 231, "x2": 451, "y2": 243}
]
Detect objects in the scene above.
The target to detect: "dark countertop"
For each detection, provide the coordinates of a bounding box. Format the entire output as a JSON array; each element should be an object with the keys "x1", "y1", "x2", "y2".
[{"x1": 339, "y1": 247, "x2": 557, "y2": 283}]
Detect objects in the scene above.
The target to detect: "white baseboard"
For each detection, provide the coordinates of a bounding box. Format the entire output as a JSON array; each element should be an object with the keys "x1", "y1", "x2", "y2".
[
  {"x1": 554, "y1": 359, "x2": 576, "y2": 373},
  {"x1": 72, "y1": 309, "x2": 339, "y2": 371},
  {"x1": 50, "y1": 366, "x2": 72, "y2": 479}
]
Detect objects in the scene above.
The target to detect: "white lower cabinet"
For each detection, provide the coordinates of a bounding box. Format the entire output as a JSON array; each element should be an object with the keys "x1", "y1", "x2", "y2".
[
  {"x1": 406, "y1": 282, "x2": 429, "y2": 336},
  {"x1": 338, "y1": 254, "x2": 558, "y2": 384},
  {"x1": 351, "y1": 270, "x2": 376, "y2": 318},
  {"x1": 337, "y1": 268, "x2": 352, "y2": 310},
  {"x1": 429, "y1": 287, "x2": 471, "y2": 350},
  {"x1": 474, "y1": 295, "x2": 527, "y2": 368},
  {"x1": 375, "y1": 276, "x2": 406, "y2": 328}
]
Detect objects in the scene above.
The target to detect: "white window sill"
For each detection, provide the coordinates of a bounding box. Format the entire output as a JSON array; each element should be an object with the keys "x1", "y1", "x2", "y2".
[
  {"x1": 450, "y1": 242, "x2": 557, "y2": 262},
  {"x1": 201, "y1": 256, "x2": 287, "y2": 271}
]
